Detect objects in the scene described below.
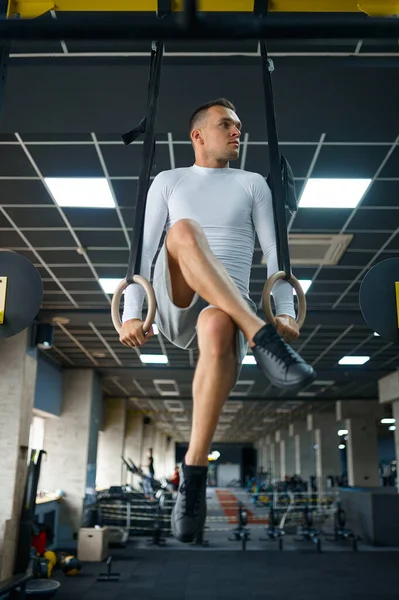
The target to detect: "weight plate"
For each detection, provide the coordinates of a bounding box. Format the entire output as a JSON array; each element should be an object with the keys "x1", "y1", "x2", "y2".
[{"x1": 0, "y1": 251, "x2": 43, "y2": 339}]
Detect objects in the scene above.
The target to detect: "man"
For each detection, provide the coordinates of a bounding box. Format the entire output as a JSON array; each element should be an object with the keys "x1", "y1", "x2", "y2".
[
  {"x1": 147, "y1": 447, "x2": 155, "y2": 478},
  {"x1": 119, "y1": 98, "x2": 315, "y2": 543},
  {"x1": 142, "y1": 447, "x2": 155, "y2": 500}
]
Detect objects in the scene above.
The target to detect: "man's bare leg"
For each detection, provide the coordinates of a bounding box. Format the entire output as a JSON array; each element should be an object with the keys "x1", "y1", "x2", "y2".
[
  {"x1": 166, "y1": 219, "x2": 265, "y2": 347},
  {"x1": 185, "y1": 309, "x2": 237, "y2": 467}
]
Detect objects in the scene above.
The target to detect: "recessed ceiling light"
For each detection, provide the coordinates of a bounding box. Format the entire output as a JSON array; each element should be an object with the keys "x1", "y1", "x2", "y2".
[
  {"x1": 338, "y1": 356, "x2": 370, "y2": 365},
  {"x1": 374, "y1": 332, "x2": 380, "y2": 337},
  {"x1": 140, "y1": 354, "x2": 168, "y2": 364},
  {"x1": 99, "y1": 278, "x2": 123, "y2": 294},
  {"x1": 45, "y1": 178, "x2": 115, "y2": 208},
  {"x1": 339, "y1": 444, "x2": 346, "y2": 450},
  {"x1": 242, "y1": 356, "x2": 256, "y2": 365},
  {"x1": 265, "y1": 280, "x2": 311, "y2": 296},
  {"x1": 381, "y1": 418, "x2": 395, "y2": 424},
  {"x1": 338, "y1": 429, "x2": 349, "y2": 436},
  {"x1": 294, "y1": 280, "x2": 312, "y2": 295},
  {"x1": 299, "y1": 178, "x2": 371, "y2": 209},
  {"x1": 389, "y1": 426, "x2": 396, "y2": 431}
]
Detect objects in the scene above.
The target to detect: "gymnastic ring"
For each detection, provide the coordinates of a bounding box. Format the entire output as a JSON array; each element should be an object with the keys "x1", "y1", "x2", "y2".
[
  {"x1": 262, "y1": 271, "x2": 306, "y2": 330},
  {"x1": 111, "y1": 275, "x2": 157, "y2": 335}
]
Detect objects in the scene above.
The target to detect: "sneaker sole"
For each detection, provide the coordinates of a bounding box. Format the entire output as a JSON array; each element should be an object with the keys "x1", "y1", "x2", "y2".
[
  {"x1": 171, "y1": 504, "x2": 206, "y2": 544},
  {"x1": 269, "y1": 369, "x2": 316, "y2": 391},
  {"x1": 171, "y1": 516, "x2": 200, "y2": 544}
]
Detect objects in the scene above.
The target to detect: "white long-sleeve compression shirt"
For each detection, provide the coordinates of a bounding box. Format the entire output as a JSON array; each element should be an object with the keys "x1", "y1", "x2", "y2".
[{"x1": 122, "y1": 164, "x2": 295, "y2": 322}]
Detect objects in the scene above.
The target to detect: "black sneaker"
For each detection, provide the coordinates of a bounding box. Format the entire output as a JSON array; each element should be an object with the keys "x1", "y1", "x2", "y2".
[
  {"x1": 171, "y1": 461, "x2": 208, "y2": 543},
  {"x1": 252, "y1": 324, "x2": 316, "y2": 390}
]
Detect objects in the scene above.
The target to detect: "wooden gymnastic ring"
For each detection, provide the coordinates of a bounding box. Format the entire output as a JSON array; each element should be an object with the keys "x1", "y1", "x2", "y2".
[
  {"x1": 111, "y1": 275, "x2": 157, "y2": 335},
  {"x1": 262, "y1": 271, "x2": 307, "y2": 330}
]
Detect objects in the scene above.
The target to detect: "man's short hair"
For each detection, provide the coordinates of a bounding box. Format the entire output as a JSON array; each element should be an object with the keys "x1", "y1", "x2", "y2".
[{"x1": 189, "y1": 98, "x2": 236, "y2": 136}]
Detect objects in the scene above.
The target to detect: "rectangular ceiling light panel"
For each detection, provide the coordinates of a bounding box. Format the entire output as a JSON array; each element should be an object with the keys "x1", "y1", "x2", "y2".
[
  {"x1": 154, "y1": 379, "x2": 180, "y2": 397},
  {"x1": 299, "y1": 179, "x2": 371, "y2": 208},
  {"x1": 230, "y1": 380, "x2": 255, "y2": 397},
  {"x1": 45, "y1": 177, "x2": 115, "y2": 208}
]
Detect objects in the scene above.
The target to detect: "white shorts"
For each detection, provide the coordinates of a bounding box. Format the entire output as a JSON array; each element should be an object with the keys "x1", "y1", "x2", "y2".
[{"x1": 152, "y1": 243, "x2": 257, "y2": 381}]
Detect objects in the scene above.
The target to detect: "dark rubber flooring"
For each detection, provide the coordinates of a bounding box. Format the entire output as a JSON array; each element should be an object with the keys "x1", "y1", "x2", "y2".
[{"x1": 54, "y1": 547, "x2": 399, "y2": 600}]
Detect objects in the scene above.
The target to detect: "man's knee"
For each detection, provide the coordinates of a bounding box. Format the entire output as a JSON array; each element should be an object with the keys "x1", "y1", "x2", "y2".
[
  {"x1": 166, "y1": 219, "x2": 203, "y2": 254},
  {"x1": 197, "y1": 308, "x2": 236, "y2": 359}
]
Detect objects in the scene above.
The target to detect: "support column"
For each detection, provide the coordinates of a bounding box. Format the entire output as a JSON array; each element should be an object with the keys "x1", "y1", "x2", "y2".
[
  {"x1": 309, "y1": 412, "x2": 341, "y2": 490},
  {"x1": 290, "y1": 420, "x2": 315, "y2": 483},
  {"x1": 96, "y1": 398, "x2": 127, "y2": 490},
  {"x1": 270, "y1": 441, "x2": 281, "y2": 480},
  {"x1": 39, "y1": 369, "x2": 103, "y2": 549},
  {"x1": 164, "y1": 435, "x2": 176, "y2": 476},
  {"x1": 261, "y1": 437, "x2": 269, "y2": 474},
  {"x1": 265, "y1": 435, "x2": 272, "y2": 477},
  {"x1": 124, "y1": 411, "x2": 144, "y2": 487},
  {"x1": 336, "y1": 400, "x2": 381, "y2": 488},
  {"x1": 141, "y1": 418, "x2": 156, "y2": 477},
  {"x1": 285, "y1": 425, "x2": 296, "y2": 476},
  {"x1": 0, "y1": 330, "x2": 38, "y2": 580},
  {"x1": 153, "y1": 428, "x2": 166, "y2": 478},
  {"x1": 379, "y1": 371, "x2": 399, "y2": 491},
  {"x1": 276, "y1": 430, "x2": 287, "y2": 479},
  {"x1": 256, "y1": 438, "x2": 263, "y2": 471}
]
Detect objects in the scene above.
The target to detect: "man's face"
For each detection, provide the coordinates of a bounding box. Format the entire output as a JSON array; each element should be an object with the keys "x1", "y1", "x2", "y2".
[{"x1": 194, "y1": 105, "x2": 242, "y2": 162}]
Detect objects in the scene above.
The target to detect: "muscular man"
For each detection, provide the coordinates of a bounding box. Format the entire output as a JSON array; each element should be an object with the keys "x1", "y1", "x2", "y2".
[{"x1": 119, "y1": 98, "x2": 315, "y2": 543}]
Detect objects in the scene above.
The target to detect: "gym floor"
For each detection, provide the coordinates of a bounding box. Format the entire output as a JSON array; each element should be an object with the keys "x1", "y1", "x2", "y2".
[
  {"x1": 53, "y1": 549, "x2": 399, "y2": 600},
  {"x1": 52, "y1": 489, "x2": 399, "y2": 599}
]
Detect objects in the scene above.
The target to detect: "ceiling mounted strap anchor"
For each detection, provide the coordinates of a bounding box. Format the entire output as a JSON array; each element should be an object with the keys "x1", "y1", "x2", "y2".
[
  {"x1": 121, "y1": 117, "x2": 146, "y2": 146},
  {"x1": 157, "y1": 0, "x2": 172, "y2": 19},
  {"x1": 253, "y1": 0, "x2": 270, "y2": 17}
]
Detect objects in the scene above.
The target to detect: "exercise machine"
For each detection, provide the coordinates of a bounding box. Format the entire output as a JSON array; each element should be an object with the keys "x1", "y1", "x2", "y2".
[
  {"x1": 229, "y1": 502, "x2": 251, "y2": 551},
  {"x1": 294, "y1": 504, "x2": 322, "y2": 553},
  {"x1": 324, "y1": 502, "x2": 358, "y2": 551}
]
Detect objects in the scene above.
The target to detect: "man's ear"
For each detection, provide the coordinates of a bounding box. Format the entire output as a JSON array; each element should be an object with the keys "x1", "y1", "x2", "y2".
[{"x1": 191, "y1": 128, "x2": 203, "y2": 145}]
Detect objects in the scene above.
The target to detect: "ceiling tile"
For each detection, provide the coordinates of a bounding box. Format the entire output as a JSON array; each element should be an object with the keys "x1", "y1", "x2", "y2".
[
  {"x1": 312, "y1": 145, "x2": 389, "y2": 178},
  {"x1": 112, "y1": 180, "x2": 139, "y2": 208},
  {"x1": 0, "y1": 180, "x2": 54, "y2": 205},
  {"x1": 348, "y1": 209, "x2": 399, "y2": 231},
  {"x1": 28, "y1": 144, "x2": 104, "y2": 177},
  {"x1": 37, "y1": 249, "x2": 88, "y2": 264},
  {"x1": 86, "y1": 249, "x2": 129, "y2": 263},
  {"x1": 339, "y1": 251, "x2": 375, "y2": 267},
  {"x1": 348, "y1": 232, "x2": 390, "y2": 250},
  {"x1": 77, "y1": 230, "x2": 128, "y2": 247},
  {"x1": 0, "y1": 145, "x2": 37, "y2": 177},
  {"x1": 361, "y1": 181, "x2": 399, "y2": 207},
  {"x1": 22, "y1": 134, "x2": 93, "y2": 142},
  {"x1": 50, "y1": 266, "x2": 95, "y2": 279},
  {"x1": 100, "y1": 143, "x2": 171, "y2": 177},
  {"x1": 23, "y1": 230, "x2": 76, "y2": 247},
  {"x1": 0, "y1": 230, "x2": 27, "y2": 247},
  {"x1": 63, "y1": 208, "x2": 123, "y2": 229},
  {"x1": 379, "y1": 147, "x2": 399, "y2": 178},
  {"x1": 292, "y1": 208, "x2": 351, "y2": 230},
  {"x1": 5, "y1": 206, "x2": 65, "y2": 228}
]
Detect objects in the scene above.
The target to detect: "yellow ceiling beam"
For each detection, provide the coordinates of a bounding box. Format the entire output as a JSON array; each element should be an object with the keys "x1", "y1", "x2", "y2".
[{"x1": 7, "y1": 0, "x2": 399, "y2": 20}]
